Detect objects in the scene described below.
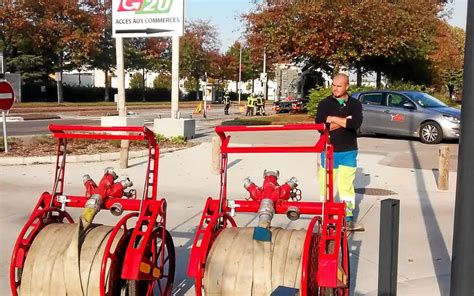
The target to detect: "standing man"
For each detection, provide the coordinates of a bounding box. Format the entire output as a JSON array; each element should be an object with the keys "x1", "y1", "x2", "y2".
[
  {"x1": 255, "y1": 92, "x2": 266, "y2": 116},
  {"x1": 316, "y1": 73, "x2": 363, "y2": 231},
  {"x1": 223, "y1": 92, "x2": 231, "y2": 115},
  {"x1": 246, "y1": 94, "x2": 256, "y2": 116}
]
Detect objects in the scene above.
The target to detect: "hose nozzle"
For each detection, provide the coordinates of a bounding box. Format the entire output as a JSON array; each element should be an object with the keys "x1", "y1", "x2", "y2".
[{"x1": 110, "y1": 202, "x2": 124, "y2": 216}]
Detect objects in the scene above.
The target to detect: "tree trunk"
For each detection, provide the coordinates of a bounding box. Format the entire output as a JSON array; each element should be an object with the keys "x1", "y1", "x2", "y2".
[
  {"x1": 448, "y1": 84, "x2": 455, "y2": 100},
  {"x1": 235, "y1": 80, "x2": 238, "y2": 92},
  {"x1": 104, "y1": 69, "x2": 110, "y2": 102},
  {"x1": 196, "y1": 77, "x2": 200, "y2": 100},
  {"x1": 252, "y1": 79, "x2": 255, "y2": 93},
  {"x1": 356, "y1": 65, "x2": 362, "y2": 87},
  {"x1": 142, "y1": 68, "x2": 146, "y2": 102},
  {"x1": 56, "y1": 71, "x2": 64, "y2": 104},
  {"x1": 376, "y1": 70, "x2": 382, "y2": 89}
]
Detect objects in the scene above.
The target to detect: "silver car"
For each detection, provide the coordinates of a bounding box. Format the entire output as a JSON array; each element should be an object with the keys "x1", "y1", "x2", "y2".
[{"x1": 353, "y1": 90, "x2": 460, "y2": 144}]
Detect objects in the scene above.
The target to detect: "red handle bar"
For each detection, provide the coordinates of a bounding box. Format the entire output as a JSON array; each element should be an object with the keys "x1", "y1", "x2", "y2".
[
  {"x1": 49, "y1": 125, "x2": 157, "y2": 146},
  {"x1": 215, "y1": 124, "x2": 328, "y2": 154}
]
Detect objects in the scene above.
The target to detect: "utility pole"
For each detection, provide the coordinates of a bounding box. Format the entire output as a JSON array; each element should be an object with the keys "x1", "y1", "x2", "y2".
[
  {"x1": 238, "y1": 46, "x2": 242, "y2": 105},
  {"x1": 450, "y1": 0, "x2": 474, "y2": 294}
]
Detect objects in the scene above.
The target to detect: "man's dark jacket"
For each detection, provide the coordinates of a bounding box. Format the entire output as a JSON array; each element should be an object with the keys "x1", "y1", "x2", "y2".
[{"x1": 315, "y1": 95, "x2": 363, "y2": 152}]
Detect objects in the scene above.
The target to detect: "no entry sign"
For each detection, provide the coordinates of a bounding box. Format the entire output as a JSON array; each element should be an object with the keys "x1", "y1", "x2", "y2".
[{"x1": 0, "y1": 81, "x2": 14, "y2": 111}]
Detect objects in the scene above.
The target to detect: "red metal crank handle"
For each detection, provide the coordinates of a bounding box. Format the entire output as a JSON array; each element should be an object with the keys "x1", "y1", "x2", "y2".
[{"x1": 48, "y1": 124, "x2": 157, "y2": 145}]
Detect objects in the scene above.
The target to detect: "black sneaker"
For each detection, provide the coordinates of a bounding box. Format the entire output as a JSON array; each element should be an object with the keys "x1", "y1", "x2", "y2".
[{"x1": 347, "y1": 221, "x2": 365, "y2": 232}]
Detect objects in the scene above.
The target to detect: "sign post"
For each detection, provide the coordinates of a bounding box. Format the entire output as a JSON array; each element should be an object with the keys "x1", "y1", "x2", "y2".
[
  {"x1": 0, "y1": 81, "x2": 15, "y2": 153},
  {"x1": 111, "y1": 0, "x2": 184, "y2": 168},
  {"x1": 112, "y1": 0, "x2": 184, "y2": 119}
]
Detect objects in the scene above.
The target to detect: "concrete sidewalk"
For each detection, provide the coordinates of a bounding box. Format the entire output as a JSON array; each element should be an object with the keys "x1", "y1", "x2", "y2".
[{"x1": 0, "y1": 140, "x2": 456, "y2": 295}]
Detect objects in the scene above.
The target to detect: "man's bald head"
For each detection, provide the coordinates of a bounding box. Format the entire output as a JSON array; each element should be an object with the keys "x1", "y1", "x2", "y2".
[
  {"x1": 331, "y1": 73, "x2": 350, "y2": 99},
  {"x1": 333, "y1": 73, "x2": 349, "y2": 85}
]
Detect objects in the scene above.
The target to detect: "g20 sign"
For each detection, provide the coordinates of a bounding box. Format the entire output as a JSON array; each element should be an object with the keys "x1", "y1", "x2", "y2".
[
  {"x1": 112, "y1": 0, "x2": 183, "y2": 37},
  {"x1": 117, "y1": 0, "x2": 173, "y2": 14}
]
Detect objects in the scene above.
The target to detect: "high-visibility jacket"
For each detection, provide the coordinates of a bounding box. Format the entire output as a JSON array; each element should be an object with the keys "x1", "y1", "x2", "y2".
[{"x1": 247, "y1": 97, "x2": 256, "y2": 107}]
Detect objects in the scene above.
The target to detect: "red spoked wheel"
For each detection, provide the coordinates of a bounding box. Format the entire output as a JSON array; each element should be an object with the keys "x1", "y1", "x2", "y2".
[
  {"x1": 10, "y1": 207, "x2": 74, "y2": 296},
  {"x1": 150, "y1": 226, "x2": 175, "y2": 295},
  {"x1": 194, "y1": 213, "x2": 237, "y2": 296},
  {"x1": 301, "y1": 216, "x2": 322, "y2": 296},
  {"x1": 124, "y1": 226, "x2": 175, "y2": 296},
  {"x1": 320, "y1": 226, "x2": 350, "y2": 296},
  {"x1": 100, "y1": 212, "x2": 138, "y2": 296}
]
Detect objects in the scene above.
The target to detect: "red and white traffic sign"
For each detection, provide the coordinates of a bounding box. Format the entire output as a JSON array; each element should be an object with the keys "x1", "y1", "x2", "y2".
[{"x1": 0, "y1": 81, "x2": 14, "y2": 111}]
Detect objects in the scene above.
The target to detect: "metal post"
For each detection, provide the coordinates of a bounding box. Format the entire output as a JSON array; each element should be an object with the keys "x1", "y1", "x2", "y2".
[
  {"x1": 0, "y1": 51, "x2": 4, "y2": 75},
  {"x1": 2, "y1": 111, "x2": 7, "y2": 153},
  {"x1": 450, "y1": 0, "x2": 474, "y2": 295},
  {"x1": 203, "y1": 72, "x2": 207, "y2": 119},
  {"x1": 116, "y1": 37, "x2": 126, "y2": 117},
  {"x1": 116, "y1": 37, "x2": 129, "y2": 169},
  {"x1": 171, "y1": 35, "x2": 180, "y2": 119},
  {"x1": 378, "y1": 198, "x2": 400, "y2": 296},
  {"x1": 263, "y1": 48, "x2": 268, "y2": 101},
  {"x1": 238, "y1": 46, "x2": 242, "y2": 105}
]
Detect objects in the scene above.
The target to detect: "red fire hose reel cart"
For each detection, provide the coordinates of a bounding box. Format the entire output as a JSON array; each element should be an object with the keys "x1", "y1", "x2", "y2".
[
  {"x1": 188, "y1": 124, "x2": 350, "y2": 295},
  {"x1": 10, "y1": 125, "x2": 175, "y2": 296}
]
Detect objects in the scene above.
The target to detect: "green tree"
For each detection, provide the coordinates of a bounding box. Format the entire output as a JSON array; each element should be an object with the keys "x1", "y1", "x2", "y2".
[
  {"x1": 125, "y1": 38, "x2": 171, "y2": 101},
  {"x1": 223, "y1": 41, "x2": 261, "y2": 92},
  {"x1": 129, "y1": 72, "x2": 143, "y2": 89},
  {"x1": 9, "y1": 0, "x2": 106, "y2": 103},
  {"x1": 88, "y1": 0, "x2": 115, "y2": 102},
  {"x1": 0, "y1": 2, "x2": 28, "y2": 73},
  {"x1": 180, "y1": 20, "x2": 220, "y2": 100},
  {"x1": 153, "y1": 73, "x2": 171, "y2": 89},
  {"x1": 430, "y1": 22, "x2": 465, "y2": 99}
]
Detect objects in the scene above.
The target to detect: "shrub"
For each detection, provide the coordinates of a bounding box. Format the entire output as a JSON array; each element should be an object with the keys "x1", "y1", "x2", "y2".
[
  {"x1": 170, "y1": 136, "x2": 186, "y2": 145},
  {"x1": 31, "y1": 135, "x2": 56, "y2": 145},
  {"x1": 109, "y1": 140, "x2": 122, "y2": 148},
  {"x1": 153, "y1": 74, "x2": 171, "y2": 90},
  {"x1": 307, "y1": 87, "x2": 332, "y2": 117},
  {"x1": 130, "y1": 73, "x2": 144, "y2": 89},
  {"x1": 0, "y1": 137, "x2": 18, "y2": 152},
  {"x1": 155, "y1": 134, "x2": 168, "y2": 144},
  {"x1": 307, "y1": 85, "x2": 375, "y2": 117}
]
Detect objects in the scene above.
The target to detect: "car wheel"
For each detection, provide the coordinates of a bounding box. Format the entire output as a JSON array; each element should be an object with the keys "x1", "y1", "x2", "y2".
[{"x1": 419, "y1": 121, "x2": 443, "y2": 144}]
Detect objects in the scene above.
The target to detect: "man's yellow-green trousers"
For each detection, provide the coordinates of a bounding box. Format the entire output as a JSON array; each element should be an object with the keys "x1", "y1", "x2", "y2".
[{"x1": 319, "y1": 150, "x2": 357, "y2": 220}]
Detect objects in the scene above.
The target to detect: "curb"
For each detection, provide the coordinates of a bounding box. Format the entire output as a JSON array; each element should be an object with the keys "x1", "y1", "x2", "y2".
[{"x1": 0, "y1": 147, "x2": 184, "y2": 166}]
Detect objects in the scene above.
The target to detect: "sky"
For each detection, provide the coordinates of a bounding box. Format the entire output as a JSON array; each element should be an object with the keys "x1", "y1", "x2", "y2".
[{"x1": 186, "y1": 0, "x2": 469, "y2": 52}]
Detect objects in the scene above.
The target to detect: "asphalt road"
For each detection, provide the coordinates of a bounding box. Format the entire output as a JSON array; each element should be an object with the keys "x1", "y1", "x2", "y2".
[
  {"x1": 1, "y1": 107, "x2": 459, "y2": 172},
  {"x1": 0, "y1": 107, "x2": 236, "y2": 137}
]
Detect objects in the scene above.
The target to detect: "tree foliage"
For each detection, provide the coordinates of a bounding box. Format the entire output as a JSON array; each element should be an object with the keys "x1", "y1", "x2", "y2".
[
  {"x1": 430, "y1": 21, "x2": 465, "y2": 98},
  {"x1": 180, "y1": 20, "x2": 220, "y2": 97},
  {"x1": 244, "y1": 0, "x2": 448, "y2": 85}
]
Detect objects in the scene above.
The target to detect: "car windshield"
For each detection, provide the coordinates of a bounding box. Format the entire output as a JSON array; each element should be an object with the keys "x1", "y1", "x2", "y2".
[{"x1": 405, "y1": 92, "x2": 447, "y2": 108}]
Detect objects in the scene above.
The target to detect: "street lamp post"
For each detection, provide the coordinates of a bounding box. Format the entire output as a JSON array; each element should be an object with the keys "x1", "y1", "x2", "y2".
[
  {"x1": 450, "y1": 0, "x2": 474, "y2": 294},
  {"x1": 238, "y1": 46, "x2": 242, "y2": 105}
]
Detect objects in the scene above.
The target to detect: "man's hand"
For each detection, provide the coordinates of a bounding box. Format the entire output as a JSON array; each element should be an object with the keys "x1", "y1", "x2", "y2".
[
  {"x1": 327, "y1": 116, "x2": 348, "y2": 129},
  {"x1": 329, "y1": 122, "x2": 342, "y2": 131}
]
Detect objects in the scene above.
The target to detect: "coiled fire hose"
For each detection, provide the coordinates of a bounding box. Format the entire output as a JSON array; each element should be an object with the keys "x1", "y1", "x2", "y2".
[
  {"x1": 203, "y1": 227, "x2": 306, "y2": 295},
  {"x1": 20, "y1": 168, "x2": 133, "y2": 295}
]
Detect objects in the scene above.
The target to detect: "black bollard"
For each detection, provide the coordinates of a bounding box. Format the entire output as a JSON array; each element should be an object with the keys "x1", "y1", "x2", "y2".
[{"x1": 378, "y1": 198, "x2": 400, "y2": 296}]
